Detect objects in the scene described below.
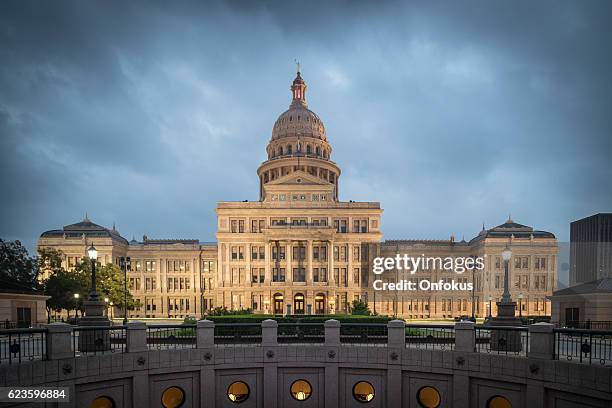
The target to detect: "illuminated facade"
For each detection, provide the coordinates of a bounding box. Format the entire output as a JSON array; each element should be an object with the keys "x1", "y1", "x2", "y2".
[{"x1": 38, "y1": 71, "x2": 558, "y2": 319}]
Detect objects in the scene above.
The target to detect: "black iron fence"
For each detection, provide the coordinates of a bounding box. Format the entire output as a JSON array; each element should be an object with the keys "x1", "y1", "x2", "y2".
[
  {"x1": 474, "y1": 325, "x2": 529, "y2": 356},
  {"x1": 554, "y1": 328, "x2": 612, "y2": 365},
  {"x1": 405, "y1": 324, "x2": 455, "y2": 350},
  {"x1": 72, "y1": 326, "x2": 126, "y2": 356},
  {"x1": 214, "y1": 323, "x2": 262, "y2": 345},
  {"x1": 340, "y1": 323, "x2": 388, "y2": 345},
  {"x1": 0, "y1": 328, "x2": 47, "y2": 365},
  {"x1": 278, "y1": 323, "x2": 325, "y2": 344},
  {"x1": 146, "y1": 324, "x2": 196, "y2": 349}
]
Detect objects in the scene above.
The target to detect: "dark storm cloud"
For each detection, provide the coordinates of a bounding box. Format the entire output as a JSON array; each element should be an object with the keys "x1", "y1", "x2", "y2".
[{"x1": 1, "y1": 1, "x2": 611, "y2": 280}]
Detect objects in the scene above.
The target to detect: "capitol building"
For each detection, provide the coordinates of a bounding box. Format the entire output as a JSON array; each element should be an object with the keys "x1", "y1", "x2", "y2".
[{"x1": 38, "y1": 71, "x2": 558, "y2": 320}]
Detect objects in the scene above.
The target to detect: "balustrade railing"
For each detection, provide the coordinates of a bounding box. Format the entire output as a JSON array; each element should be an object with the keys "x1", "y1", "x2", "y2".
[
  {"x1": 3, "y1": 321, "x2": 612, "y2": 367},
  {"x1": 405, "y1": 324, "x2": 455, "y2": 350},
  {"x1": 146, "y1": 324, "x2": 196, "y2": 349},
  {"x1": 72, "y1": 326, "x2": 126, "y2": 356},
  {"x1": 554, "y1": 328, "x2": 612, "y2": 365},
  {"x1": 0, "y1": 328, "x2": 46, "y2": 365}
]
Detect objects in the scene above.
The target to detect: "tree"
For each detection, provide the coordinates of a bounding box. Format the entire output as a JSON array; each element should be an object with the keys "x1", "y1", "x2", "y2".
[
  {"x1": 44, "y1": 268, "x2": 88, "y2": 320},
  {"x1": 74, "y1": 258, "x2": 141, "y2": 311},
  {"x1": 37, "y1": 247, "x2": 64, "y2": 280},
  {"x1": 0, "y1": 239, "x2": 37, "y2": 285},
  {"x1": 351, "y1": 299, "x2": 371, "y2": 316}
]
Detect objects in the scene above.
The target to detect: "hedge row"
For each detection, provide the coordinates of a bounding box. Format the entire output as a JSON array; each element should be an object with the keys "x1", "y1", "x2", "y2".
[{"x1": 203, "y1": 314, "x2": 393, "y2": 324}]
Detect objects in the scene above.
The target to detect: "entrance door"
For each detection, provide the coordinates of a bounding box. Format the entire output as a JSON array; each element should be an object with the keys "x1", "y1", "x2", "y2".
[
  {"x1": 565, "y1": 307, "x2": 580, "y2": 327},
  {"x1": 17, "y1": 307, "x2": 31, "y2": 328},
  {"x1": 315, "y1": 294, "x2": 325, "y2": 314},
  {"x1": 294, "y1": 293, "x2": 305, "y2": 314},
  {"x1": 273, "y1": 293, "x2": 284, "y2": 315}
]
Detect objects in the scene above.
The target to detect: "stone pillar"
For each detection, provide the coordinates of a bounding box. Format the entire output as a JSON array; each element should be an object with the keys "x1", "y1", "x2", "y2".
[
  {"x1": 528, "y1": 322, "x2": 554, "y2": 359},
  {"x1": 454, "y1": 321, "x2": 475, "y2": 352},
  {"x1": 306, "y1": 239, "x2": 313, "y2": 285},
  {"x1": 196, "y1": 319, "x2": 215, "y2": 348},
  {"x1": 126, "y1": 321, "x2": 147, "y2": 353},
  {"x1": 262, "y1": 319, "x2": 278, "y2": 346},
  {"x1": 45, "y1": 323, "x2": 73, "y2": 360},
  {"x1": 387, "y1": 319, "x2": 406, "y2": 348},
  {"x1": 286, "y1": 241, "x2": 293, "y2": 284},
  {"x1": 324, "y1": 319, "x2": 340, "y2": 346}
]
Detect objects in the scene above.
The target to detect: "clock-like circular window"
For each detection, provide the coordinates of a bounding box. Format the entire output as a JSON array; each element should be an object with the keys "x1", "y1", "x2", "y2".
[
  {"x1": 227, "y1": 381, "x2": 250, "y2": 403},
  {"x1": 352, "y1": 381, "x2": 375, "y2": 403},
  {"x1": 290, "y1": 379, "x2": 312, "y2": 401},
  {"x1": 90, "y1": 396, "x2": 115, "y2": 408},
  {"x1": 417, "y1": 386, "x2": 441, "y2": 408},
  {"x1": 487, "y1": 395, "x2": 512, "y2": 408},
  {"x1": 161, "y1": 386, "x2": 185, "y2": 408}
]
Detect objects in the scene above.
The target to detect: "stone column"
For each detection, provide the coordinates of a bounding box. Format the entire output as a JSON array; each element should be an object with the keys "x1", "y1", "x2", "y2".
[
  {"x1": 196, "y1": 319, "x2": 215, "y2": 348},
  {"x1": 324, "y1": 319, "x2": 340, "y2": 346},
  {"x1": 45, "y1": 323, "x2": 73, "y2": 360},
  {"x1": 528, "y1": 322, "x2": 554, "y2": 359},
  {"x1": 387, "y1": 319, "x2": 406, "y2": 348},
  {"x1": 126, "y1": 321, "x2": 147, "y2": 353},
  {"x1": 306, "y1": 239, "x2": 313, "y2": 284},
  {"x1": 286, "y1": 240, "x2": 293, "y2": 284},
  {"x1": 261, "y1": 319, "x2": 278, "y2": 347},
  {"x1": 454, "y1": 321, "x2": 475, "y2": 352}
]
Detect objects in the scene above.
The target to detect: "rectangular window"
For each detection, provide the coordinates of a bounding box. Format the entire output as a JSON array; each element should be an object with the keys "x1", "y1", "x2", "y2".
[
  {"x1": 313, "y1": 246, "x2": 319, "y2": 260},
  {"x1": 238, "y1": 220, "x2": 245, "y2": 233},
  {"x1": 353, "y1": 267, "x2": 360, "y2": 284},
  {"x1": 293, "y1": 267, "x2": 306, "y2": 282},
  {"x1": 495, "y1": 257, "x2": 501, "y2": 269}
]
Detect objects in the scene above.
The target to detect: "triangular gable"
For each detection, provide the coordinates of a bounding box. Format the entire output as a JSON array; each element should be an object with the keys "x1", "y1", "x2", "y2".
[{"x1": 266, "y1": 170, "x2": 331, "y2": 186}]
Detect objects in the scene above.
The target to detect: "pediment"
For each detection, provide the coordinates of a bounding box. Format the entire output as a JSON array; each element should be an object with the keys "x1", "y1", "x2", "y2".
[{"x1": 267, "y1": 170, "x2": 330, "y2": 186}]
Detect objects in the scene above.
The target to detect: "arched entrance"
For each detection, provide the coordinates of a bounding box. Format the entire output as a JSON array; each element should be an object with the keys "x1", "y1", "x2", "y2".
[
  {"x1": 273, "y1": 293, "x2": 284, "y2": 314},
  {"x1": 293, "y1": 293, "x2": 305, "y2": 315},
  {"x1": 315, "y1": 293, "x2": 326, "y2": 314}
]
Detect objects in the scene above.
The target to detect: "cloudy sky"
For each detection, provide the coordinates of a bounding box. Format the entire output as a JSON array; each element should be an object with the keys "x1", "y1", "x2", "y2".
[{"x1": 1, "y1": 1, "x2": 611, "y2": 257}]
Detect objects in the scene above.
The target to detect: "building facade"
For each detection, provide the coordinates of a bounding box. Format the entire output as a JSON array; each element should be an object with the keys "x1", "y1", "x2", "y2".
[
  {"x1": 37, "y1": 71, "x2": 558, "y2": 319},
  {"x1": 570, "y1": 213, "x2": 612, "y2": 286}
]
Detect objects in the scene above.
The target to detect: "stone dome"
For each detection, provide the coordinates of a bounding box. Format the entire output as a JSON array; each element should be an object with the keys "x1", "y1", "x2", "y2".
[{"x1": 271, "y1": 71, "x2": 327, "y2": 141}]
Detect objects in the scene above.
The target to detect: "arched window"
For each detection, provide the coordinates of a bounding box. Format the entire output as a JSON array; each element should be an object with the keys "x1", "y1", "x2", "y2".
[
  {"x1": 316, "y1": 146, "x2": 321, "y2": 156},
  {"x1": 306, "y1": 145, "x2": 312, "y2": 154},
  {"x1": 287, "y1": 145, "x2": 292, "y2": 154},
  {"x1": 294, "y1": 293, "x2": 305, "y2": 314},
  {"x1": 273, "y1": 293, "x2": 284, "y2": 314},
  {"x1": 315, "y1": 293, "x2": 326, "y2": 314},
  {"x1": 279, "y1": 147, "x2": 283, "y2": 156}
]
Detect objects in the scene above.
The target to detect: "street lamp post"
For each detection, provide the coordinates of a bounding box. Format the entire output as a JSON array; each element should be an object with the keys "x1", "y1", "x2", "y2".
[
  {"x1": 119, "y1": 257, "x2": 131, "y2": 325},
  {"x1": 518, "y1": 293, "x2": 524, "y2": 318},
  {"x1": 487, "y1": 244, "x2": 522, "y2": 352},
  {"x1": 74, "y1": 293, "x2": 80, "y2": 318},
  {"x1": 487, "y1": 295, "x2": 492, "y2": 318},
  {"x1": 87, "y1": 244, "x2": 99, "y2": 301},
  {"x1": 104, "y1": 297, "x2": 109, "y2": 317},
  {"x1": 109, "y1": 302, "x2": 114, "y2": 319}
]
